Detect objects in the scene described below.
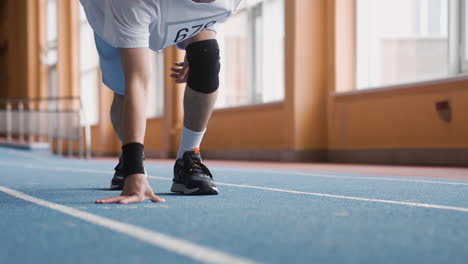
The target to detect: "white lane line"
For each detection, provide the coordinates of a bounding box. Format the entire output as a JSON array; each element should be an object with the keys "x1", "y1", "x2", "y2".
[
  {"x1": 145, "y1": 176, "x2": 468, "y2": 213},
  {"x1": 3, "y1": 161, "x2": 468, "y2": 213},
  {"x1": 0, "y1": 186, "x2": 258, "y2": 264},
  {"x1": 208, "y1": 182, "x2": 468, "y2": 213},
  {"x1": 208, "y1": 167, "x2": 468, "y2": 186},
  {"x1": 2, "y1": 160, "x2": 468, "y2": 187}
]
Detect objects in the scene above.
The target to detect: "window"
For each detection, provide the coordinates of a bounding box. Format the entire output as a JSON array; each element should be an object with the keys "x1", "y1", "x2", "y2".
[
  {"x1": 216, "y1": 0, "x2": 285, "y2": 108},
  {"x1": 146, "y1": 52, "x2": 165, "y2": 118},
  {"x1": 463, "y1": 0, "x2": 468, "y2": 69},
  {"x1": 356, "y1": 0, "x2": 467, "y2": 90},
  {"x1": 46, "y1": 0, "x2": 58, "y2": 102},
  {"x1": 79, "y1": 5, "x2": 100, "y2": 126}
]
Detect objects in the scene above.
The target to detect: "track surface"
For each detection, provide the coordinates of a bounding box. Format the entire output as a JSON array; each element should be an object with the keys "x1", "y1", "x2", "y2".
[{"x1": 1, "y1": 148, "x2": 468, "y2": 264}]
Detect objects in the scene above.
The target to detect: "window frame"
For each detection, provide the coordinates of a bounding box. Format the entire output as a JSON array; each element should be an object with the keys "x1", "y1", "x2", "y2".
[
  {"x1": 448, "y1": 0, "x2": 462, "y2": 75},
  {"x1": 461, "y1": 0, "x2": 468, "y2": 72},
  {"x1": 249, "y1": 2, "x2": 263, "y2": 104}
]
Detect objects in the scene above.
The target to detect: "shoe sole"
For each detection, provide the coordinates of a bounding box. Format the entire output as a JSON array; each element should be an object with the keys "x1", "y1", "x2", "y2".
[{"x1": 171, "y1": 183, "x2": 219, "y2": 195}]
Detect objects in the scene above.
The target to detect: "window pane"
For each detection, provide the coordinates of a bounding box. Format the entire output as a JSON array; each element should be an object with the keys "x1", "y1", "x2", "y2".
[
  {"x1": 80, "y1": 23, "x2": 99, "y2": 72},
  {"x1": 259, "y1": 0, "x2": 285, "y2": 103},
  {"x1": 46, "y1": 0, "x2": 58, "y2": 100},
  {"x1": 46, "y1": 0, "x2": 57, "y2": 42},
  {"x1": 216, "y1": 0, "x2": 285, "y2": 108},
  {"x1": 79, "y1": 5, "x2": 100, "y2": 126},
  {"x1": 80, "y1": 71, "x2": 99, "y2": 126},
  {"x1": 357, "y1": 0, "x2": 450, "y2": 89},
  {"x1": 217, "y1": 10, "x2": 250, "y2": 108},
  {"x1": 146, "y1": 52, "x2": 164, "y2": 118}
]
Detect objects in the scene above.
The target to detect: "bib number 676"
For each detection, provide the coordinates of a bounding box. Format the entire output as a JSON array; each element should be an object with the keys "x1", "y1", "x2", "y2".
[{"x1": 173, "y1": 21, "x2": 217, "y2": 43}]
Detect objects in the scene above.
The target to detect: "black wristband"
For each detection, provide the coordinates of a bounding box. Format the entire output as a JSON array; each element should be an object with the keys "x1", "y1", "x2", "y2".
[{"x1": 121, "y1": 142, "x2": 145, "y2": 178}]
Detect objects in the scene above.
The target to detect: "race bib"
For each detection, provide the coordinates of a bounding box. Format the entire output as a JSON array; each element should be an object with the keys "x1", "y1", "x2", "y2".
[{"x1": 161, "y1": 11, "x2": 230, "y2": 49}]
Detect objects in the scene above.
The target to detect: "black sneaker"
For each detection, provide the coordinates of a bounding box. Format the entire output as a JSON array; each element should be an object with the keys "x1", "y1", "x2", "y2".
[
  {"x1": 171, "y1": 149, "x2": 219, "y2": 195},
  {"x1": 110, "y1": 158, "x2": 124, "y2": 190}
]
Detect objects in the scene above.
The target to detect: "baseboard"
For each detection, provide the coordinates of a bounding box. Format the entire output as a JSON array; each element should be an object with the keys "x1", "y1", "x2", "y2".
[
  {"x1": 145, "y1": 150, "x2": 172, "y2": 159},
  {"x1": 0, "y1": 141, "x2": 50, "y2": 151},
  {"x1": 90, "y1": 151, "x2": 118, "y2": 158},
  {"x1": 328, "y1": 148, "x2": 468, "y2": 167},
  {"x1": 204, "y1": 148, "x2": 468, "y2": 166},
  {"x1": 90, "y1": 150, "x2": 171, "y2": 159},
  {"x1": 202, "y1": 149, "x2": 328, "y2": 162}
]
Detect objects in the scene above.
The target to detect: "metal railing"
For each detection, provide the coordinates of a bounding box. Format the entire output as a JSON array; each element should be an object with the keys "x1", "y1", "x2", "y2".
[{"x1": 0, "y1": 97, "x2": 91, "y2": 159}]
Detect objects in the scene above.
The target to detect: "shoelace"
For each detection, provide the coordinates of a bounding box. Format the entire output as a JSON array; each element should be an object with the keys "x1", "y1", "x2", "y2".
[
  {"x1": 187, "y1": 158, "x2": 212, "y2": 179},
  {"x1": 188, "y1": 159, "x2": 204, "y2": 173}
]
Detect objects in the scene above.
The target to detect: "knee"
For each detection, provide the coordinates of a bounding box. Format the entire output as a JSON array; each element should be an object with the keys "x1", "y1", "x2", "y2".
[{"x1": 186, "y1": 39, "x2": 220, "y2": 94}]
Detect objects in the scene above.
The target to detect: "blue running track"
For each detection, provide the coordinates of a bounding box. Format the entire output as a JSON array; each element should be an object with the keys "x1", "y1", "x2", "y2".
[{"x1": 1, "y1": 147, "x2": 468, "y2": 264}]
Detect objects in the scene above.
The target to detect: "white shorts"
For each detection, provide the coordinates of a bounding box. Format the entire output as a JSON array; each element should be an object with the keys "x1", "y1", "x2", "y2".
[{"x1": 81, "y1": 0, "x2": 237, "y2": 51}]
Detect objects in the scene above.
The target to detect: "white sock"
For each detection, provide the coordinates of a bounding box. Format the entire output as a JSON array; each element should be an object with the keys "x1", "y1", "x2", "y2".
[{"x1": 177, "y1": 126, "x2": 206, "y2": 159}]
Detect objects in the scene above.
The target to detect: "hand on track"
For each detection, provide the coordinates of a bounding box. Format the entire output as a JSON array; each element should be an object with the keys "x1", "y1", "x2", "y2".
[{"x1": 96, "y1": 174, "x2": 165, "y2": 204}]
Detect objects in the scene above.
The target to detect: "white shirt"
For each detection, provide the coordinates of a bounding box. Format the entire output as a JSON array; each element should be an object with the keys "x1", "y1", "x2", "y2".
[{"x1": 80, "y1": 0, "x2": 241, "y2": 51}]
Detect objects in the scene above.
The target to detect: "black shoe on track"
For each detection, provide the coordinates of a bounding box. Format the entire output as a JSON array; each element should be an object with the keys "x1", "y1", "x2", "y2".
[
  {"x1": 110, "y1": 159, "x2": 125, "y2": 190},
  {"x1": 171, "y1": 149, "x2": 218, "y2": 195}
]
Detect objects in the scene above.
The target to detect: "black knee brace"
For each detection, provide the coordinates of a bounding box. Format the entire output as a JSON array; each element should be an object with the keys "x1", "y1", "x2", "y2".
[
  {"x1": 186, "y1": 39, "x2": 220, "y2": 94},
  {"x1": 121, "y1": 142, "x2": 145, "y2": 178}
]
